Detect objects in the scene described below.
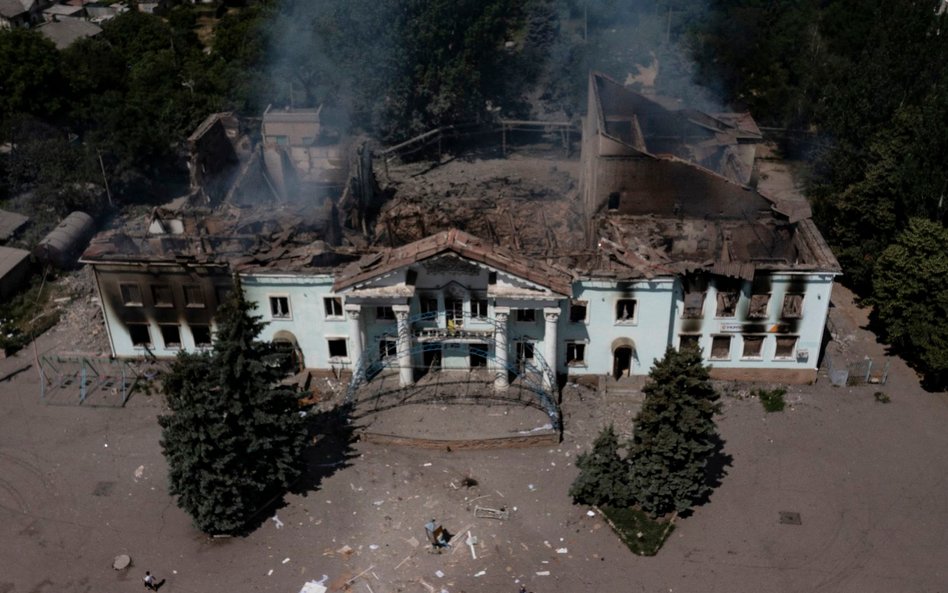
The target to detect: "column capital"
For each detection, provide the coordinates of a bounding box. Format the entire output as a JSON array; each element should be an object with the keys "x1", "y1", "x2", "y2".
[
  {"x1": 494, "y1": 306, "x2": 510, "y2": 321},
  {"x1": 392, "y1": 304, "x2": 411, "y2": 321},
  {"x1": 344, "y1": 304, "x2": 361, "y2": 319},
  {"x1": 543, "y1": 307, "x2": 561, "y2": 322}
]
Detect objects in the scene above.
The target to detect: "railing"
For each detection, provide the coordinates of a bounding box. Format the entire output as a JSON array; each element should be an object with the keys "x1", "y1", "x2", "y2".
[{"x1": 413, "y1": 326, "x2": 494, "y2": 341}]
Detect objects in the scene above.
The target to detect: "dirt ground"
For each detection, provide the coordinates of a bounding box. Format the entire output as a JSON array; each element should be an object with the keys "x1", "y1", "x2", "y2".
[{"x1": 2, "y1": 283, "x2": 948, "y2": 593}]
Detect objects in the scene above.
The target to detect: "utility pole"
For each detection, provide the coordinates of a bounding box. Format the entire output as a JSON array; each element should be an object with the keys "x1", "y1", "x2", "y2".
[{"x1": 97, "y1": 150, "x2": 113, "y2": 207}]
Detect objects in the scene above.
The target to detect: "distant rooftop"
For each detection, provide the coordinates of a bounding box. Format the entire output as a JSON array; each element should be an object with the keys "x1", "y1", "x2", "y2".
[{"x1": 36, "y1": 18, "x2": 101, "y2": 49}]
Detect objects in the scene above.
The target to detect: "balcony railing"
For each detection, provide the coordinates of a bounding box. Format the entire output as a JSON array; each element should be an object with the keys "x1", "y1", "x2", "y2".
[{"x1": 413, "y1": 325, "x2": 494, "y2": 341}]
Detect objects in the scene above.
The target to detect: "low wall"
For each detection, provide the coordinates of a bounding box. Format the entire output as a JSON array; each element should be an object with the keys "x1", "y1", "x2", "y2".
[
  {"x1": 358, "y1": 430, "x2": 560, "y2": 450},
  {"x1": 709, "y1": 367, "x2": 817, "y2": 384}
]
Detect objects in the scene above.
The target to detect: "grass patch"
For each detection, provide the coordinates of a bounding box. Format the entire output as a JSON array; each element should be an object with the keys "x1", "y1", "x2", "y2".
[
  {"x1": 599, "y1": 505, "x2": 674, "y2": 556},
  {"x1": 755, "y1": 387, "x2": 787, "y2": 413},
  {"x1": 874, "y1": 391, "x2": 891, "y2": 404}
]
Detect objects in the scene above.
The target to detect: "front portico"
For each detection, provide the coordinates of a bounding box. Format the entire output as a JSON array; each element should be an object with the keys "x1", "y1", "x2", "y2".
[{"x1": 335, "y1": 229, "x2": 570, "y2": 428}]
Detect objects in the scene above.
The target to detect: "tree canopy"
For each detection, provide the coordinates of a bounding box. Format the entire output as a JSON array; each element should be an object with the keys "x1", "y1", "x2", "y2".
[
  {"x1": 159, "y1": 279, "x2": 308, "y2": 535},
  {"x1": 627, "y1": 347, "x2": 721, "y2": 516}
]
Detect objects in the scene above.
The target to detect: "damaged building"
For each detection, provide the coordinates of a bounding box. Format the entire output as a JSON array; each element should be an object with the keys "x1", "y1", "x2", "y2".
[{"x1": 82, "y1": 73, "x2": 840, "y2": 386}]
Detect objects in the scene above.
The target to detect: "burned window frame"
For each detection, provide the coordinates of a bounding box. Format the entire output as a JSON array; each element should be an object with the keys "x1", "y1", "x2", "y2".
[
  {"x1": 710, "y1": 335, "x2": 732, "y2": 360},
  {"x1": 566, "y1": 341, "x2": 587, "y2": 366},
  {"x1": 747, "y1": 294, "x2": 771, "y2": 320},
  {"x1": 516, "y1": 309, "x2": 536, "y2": 323},
  {"x1": 269, "y1": 295, "x2": 291, "y2": 319},
  {"x1": 190, "y1": 324, "x2": 212, "y2": 348},
  {"x1": 774, "y1": 336, "x2": 798, "y2": 360},
  {"x1": 679, "y1": 334, "x2": 701, "y2": 353},
  {"x1": 781, "y1": 293, "x2": 804, "y2": 319},
  {"x1": 516, "y1": 340, "x2": 535, "y2": 362},
  {"x1": 615, "y1": 299, "x2": 637, "y2": 324},
  {"x1": 183, "y1": 284, "x2": 205, "y2": 309},
  {"x1": 741, "y1": 335, "x2": 765, "y2": 359},
  {"x1": 715, "y1": 290, "x2": 739, "y2": 317},
  {"x1": 376, "y1": 306, "x2": 396, "y2": 321},
  {"x1": 150, "y1": 285, "x2": 174, "y2": 308},
  {"x1": 327, "y1": 337, "x2": 348, "y2": 359},
  {"x1": 127, "y1": 323, "x2": 152, "y2": 348},
  {"x1": 682, "y1": 292, "x2": 705, "y2": 319},
  {"x1": 323, "y1": 296, "x2": 344, "y2": 319},
  {"x1": 159, "y1": 324, "x2": 182, "y2": 349},
  {"x1": 420, "y1": 295, "x2": 439, "y2": 318},
  {"x1": 119, "y1": 283, "x2": 143, "y2": 307},
  {"x1": 569, "y1": 300, "x2": 588, "y2": 324}
]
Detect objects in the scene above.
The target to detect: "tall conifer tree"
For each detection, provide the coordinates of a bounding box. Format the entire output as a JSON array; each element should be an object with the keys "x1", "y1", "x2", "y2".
[
  {"x1": 628, "y1": 347, "x2": 720, "y2": 516},
  {"x1": 159, "y1": 278, "x2": 307, "y2": 534}
]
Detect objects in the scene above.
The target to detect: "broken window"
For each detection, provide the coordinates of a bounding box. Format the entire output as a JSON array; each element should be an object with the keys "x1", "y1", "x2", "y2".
[
  {"x1": 569, "y1": 301, "x2": 588, "y2": 323},
  {"x1": 516, "y1": 309, "x2": 536, "y2": 323},
  {"x1": 710, "y1": 335, "x2": 731, "y2": 360},
  {"x1": 269, "y1": 296, "x2": 290, "y2": 319},
  {"x1": 488, "y1": 272, "x2": 497, "y2": 285},
  {"x1": 379, "y1": 339, "x2": 397, "y2": 359},
  {"x1": 376, "y1": 306, "x2": 395, "y2": 321},
  {"x1": 191, "y1": 324, "x2": 212, "y2": 348},
  {"x1": 327, "y1": 338, "x2": 348, "y2": 359},
  {"x1": 742, "y1": 335, "x2": 764, "y2": 359},
  {"x1": 682, "y1": 292, "x2": 705, "y2": 318},
  {"x1": 516, "y1": 341, "x2": 535, "y2": 362},
  {"x1": 183, "y1": 285, "x2": 205, "y2": 308},
  {"x1": 615, "y1": 299, "x2": 637, "y2": 323},
  {"x1": 679, "y1": 334, "x2": 700, "y2": 352},
  {"x1": 566, "y1": 342, "x2": 586, "y2": 365},
  {"x1": 151, "y1": 285, "x2": 173, "y2": 308},
  {"x1": 608, "y1": 192, "x2": 620, "y2": 210},
  {"x1": 470, "y1": 296, "x2": 488, "y2": 319},
  {"x1": 782, "y1": 294, "x2": 804, "y2": 319},
  {"x1": 774, "y1": 336, "x2": 797, "y2": 359},
  {"x1": 445, "y1": 299, "x2": 464, "y2": 325},
  {"x1": 324, "y1": 297, "x2": 343, "y2": 318},
  {"x1": 160, "y1": 325, "x2": 181, "y2": 349},
  {"x1": 748, "y1": 294, "x2": 770, "y2": 319},
  {"x1": 120, "y1": 283, "x2": 142, "y2": 306},
  {"x1": 716, "y1": 291, "x2": 738, "y2": 317},
  {"x1": 128, "y1": 323, "x2": 151, "y2": 347}
]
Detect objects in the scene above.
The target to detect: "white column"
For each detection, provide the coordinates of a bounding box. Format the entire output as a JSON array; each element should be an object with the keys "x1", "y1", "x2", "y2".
[
  {"x1": 494, "y1": 307, "x2": 509, "y2": 392},
  {"x1": 543, "y1": 307, "x2": 560, "y2": 390},
  {"x1": 393, "y1": 304, "x2": 413, "y2": 387},
  {"x1": 345, "y1": 304, "x2": 362, "y2": 370}
]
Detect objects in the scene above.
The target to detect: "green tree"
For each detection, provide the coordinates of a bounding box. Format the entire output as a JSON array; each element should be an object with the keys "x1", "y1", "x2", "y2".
[
  {"x1": 159, "y1": 279, "x2": 308, "y2": 535},
  {"x1": 627, "y1": 347, "x2": 721, "y2": 516},
  {"x1": 872, "y1": 218, "x2": 948, "y2": 390},
  {"x1": 569, "y1": 425, "x2": 633, "y2": 507},
  {"x1": 0, "y1": 29, "x2": 65, "y2": 130}
]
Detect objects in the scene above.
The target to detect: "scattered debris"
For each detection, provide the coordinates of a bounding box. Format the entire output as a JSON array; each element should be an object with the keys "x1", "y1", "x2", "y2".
[
  {"x1": 556, "y1": 548, "x2": 568, "y2": 554},
  {"x1": 536, "y1": 571, "x2": 550, "y2": 576},
  {"x1": 474, "y1": 505, "x2": 509, "y2": 520},
  {"x1": 271, "y1": 514, "x2": 284, "y2": 529},
  {"x1": 465, "y1": 532, "x2": 478, "y2": 559},
  {"x1": 282, "y1": 557, "x2": 291, "y2": 564},
  {"x1": 474, "y1": 570, "x2": 486, "y2": 577},
  {"x1": 434, "y1": 570, "x2": 445, "y2": 578}
]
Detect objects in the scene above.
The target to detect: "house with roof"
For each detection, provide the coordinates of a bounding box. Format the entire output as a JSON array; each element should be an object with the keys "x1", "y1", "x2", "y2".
[{"x1": 82, "y1": 73, "x2": 840, "y2": 389}]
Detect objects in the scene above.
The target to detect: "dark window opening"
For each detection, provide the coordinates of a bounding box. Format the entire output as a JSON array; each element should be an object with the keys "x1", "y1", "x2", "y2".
[
  {"x1": 679, "y1": 334, "x2": 700, "y2": 352},
  {"x1": 160, "y1": 325, "x2": 181, "y2": 349},
  {"x1": 423, "y1": 345, "x2": 442, "y2": 369},
  {"x1": 183, "y1": 285, "x2": 205, "y2": 308},
  {"x1": 445, "y1": 299, "x2": 464, "y2": 325},
  {"x1": 615, "y1": 299, "x2": 637, "y2": 322},
  {"x1": 683, "y1": 292, "x2": 705, "y2": 318},
  {"x1": 516, "y1": 341, "x2": 535, "y2": 361},
  {"x1": 775, "y1": 336, "x2": 797, "y2": 359},
  {"x1": 608, "y1": 192, "x2": 620, "y2": 210},
  {"x1": 470, "y1": 297, "x2": 488, "y2": 318},
  {"x1": 128, "y1": 323, "x2": 151, "y2": 347},
  {"x1": 324, "y1": 297, "x2": 343, "y2": 317},
  {"x1": 716, "y1": 291, "x2": 738, "y2": 317},
  {"x1": 566, "y1": 342, "x2": 586, "y2": 365},
  {"x1": 469, "y1": 344, "x2": 487, "y2": 368},
  {"x1": 782, "y1": 294, "x2": 804, "y2": 319},
  {"x1": 569, "y1": 301, "x2": 588, "y2": 323},
  {"x1": 120, "y1": 283, "x2": 142, "y2": 306},
  {"x1": 405, "y1": 269, "x2": 418, "y2": 286},
  {"x1": 742, "y1": 335, "x2": 764, "y2": 358},
  {"x1": 376, "y1": 306, "x2": 395, "y2": 320},
  {"x1": 516, "y1": 309, "x2": 536, "y2": 323},
  {"x1": 488, "y1": 272, "x2": 497, "y2": 285},
  {"x1": 328, "y1": 338, "x2": 348, "y2": 358},
  {"x1": 748, "y1": 294, "x2": 770, "y2": 319},
  {"x1": 270, "y1": 296, "x2": 290, "y2": 318},
  {"x1": 151, "y1": 285, "x2": 173, "y2": 308},
  {"x1": 191, "y1": 324, "x2": 212, "y2": 348},
  {"x1": 710, "y1": 335, "x2": 731, "y2": 359},
  {"x1": 420, "y1": 296, "x2": 439, "y2": 318}
]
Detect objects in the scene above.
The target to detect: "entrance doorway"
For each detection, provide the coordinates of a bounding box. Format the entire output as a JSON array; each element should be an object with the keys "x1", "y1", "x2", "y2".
[
  {"x1": 422, "y1": 344, "x2": 442, "y2": 370},
  {"x1": 613, "y1": 346, "x2": 633, "y2": 379}
]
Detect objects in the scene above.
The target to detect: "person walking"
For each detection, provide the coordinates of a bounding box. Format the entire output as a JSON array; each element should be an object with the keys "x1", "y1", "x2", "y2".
[{"x1": 143, "y1": 571, "x2": 158, "y2": 591}]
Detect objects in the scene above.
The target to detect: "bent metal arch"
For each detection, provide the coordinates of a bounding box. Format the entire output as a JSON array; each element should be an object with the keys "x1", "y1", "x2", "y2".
[{"x1": 345, "y1": 311, "x2": 561, "y2": 431}]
